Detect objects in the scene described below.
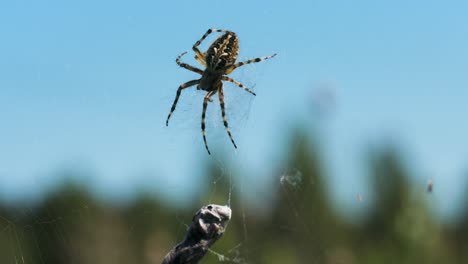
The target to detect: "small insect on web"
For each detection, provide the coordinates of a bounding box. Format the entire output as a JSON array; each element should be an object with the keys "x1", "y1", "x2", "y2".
[
  {"x1": 280, "y1": 168, "x2": 303, "y2": 190},
  {"x1": 166, "y1": 28, "x2": 277, "y2": 155}
]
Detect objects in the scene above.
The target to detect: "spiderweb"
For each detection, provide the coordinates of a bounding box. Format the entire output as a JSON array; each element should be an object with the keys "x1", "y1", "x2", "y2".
[
  {"x1": 0, "y1": 77, "x2": 329, "y2": 264},
  {"x1": 0, "y1": 48, "x2": 352, "y2": 264}
]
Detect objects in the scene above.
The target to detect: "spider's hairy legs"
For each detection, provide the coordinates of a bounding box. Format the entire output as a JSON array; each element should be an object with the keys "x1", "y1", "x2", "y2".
[
  {"x1": 221, "y1": 76, "x2": 256, "y2": 96},
  {"x1": 166, "y1": 79, "x2": 200, "y2": 126},
  {"x1": 225, "y1": 53, "x2": 277, "y2": 74},
  {"x1": 176, "y1": 52, "x2": 203, "y2": 75},
  {"x1": 193, "y1": 29, "x2": 229, "y2": 66},
  {"x1": 219, "y1": 85, "x2": 237, "y2": 149},
  {"x1": 202, "y1": 91, "x2": 217, "y2": 155}
]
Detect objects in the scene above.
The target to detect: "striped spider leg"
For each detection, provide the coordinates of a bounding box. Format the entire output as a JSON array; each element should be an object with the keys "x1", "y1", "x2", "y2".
[{"x1": 166, "y1": 29, "x2": 276, "y2": 154}]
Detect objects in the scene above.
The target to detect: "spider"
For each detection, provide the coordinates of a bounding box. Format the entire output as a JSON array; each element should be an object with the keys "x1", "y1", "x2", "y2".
[{"x1": 166, "y1": 28, "x2": 276, "y2": 154}]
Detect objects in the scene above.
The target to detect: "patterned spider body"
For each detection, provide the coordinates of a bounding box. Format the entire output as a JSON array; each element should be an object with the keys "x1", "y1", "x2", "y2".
[
  {"x1": 205, "y1": 32, "x2": 239, "y2": 72},
  {"x1": 166, "y1": 29, "x2": 276, "y2": 154},
  {"x1": 198, "y1": 32, "x2": 239, "y2": 91}
]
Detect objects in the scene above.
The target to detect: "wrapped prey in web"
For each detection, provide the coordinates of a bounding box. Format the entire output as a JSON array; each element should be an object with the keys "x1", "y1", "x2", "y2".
[{"x1": 162, "y1": 204, "x2": 232, "y2": 264}]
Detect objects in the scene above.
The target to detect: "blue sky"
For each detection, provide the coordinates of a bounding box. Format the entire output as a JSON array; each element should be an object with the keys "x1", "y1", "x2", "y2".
[{"x1": 1, "y1": 1, "x2": 467, "y2": 221}]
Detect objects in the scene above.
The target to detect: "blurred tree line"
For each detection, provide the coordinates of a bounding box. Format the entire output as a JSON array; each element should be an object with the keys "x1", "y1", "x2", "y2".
[{"x1": 1, "y1": 130, "x2": 467, "y2": 264}]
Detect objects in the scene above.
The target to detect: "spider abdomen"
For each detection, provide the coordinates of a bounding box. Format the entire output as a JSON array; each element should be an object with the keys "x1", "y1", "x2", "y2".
[{"x1": 205, "y1": 32, "x2": 239, "y2": 71}]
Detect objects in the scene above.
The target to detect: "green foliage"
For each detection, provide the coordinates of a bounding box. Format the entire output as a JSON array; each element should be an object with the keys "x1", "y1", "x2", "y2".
[{"x1": 0, "y1": 130, "x2": 466, "y2": 263}]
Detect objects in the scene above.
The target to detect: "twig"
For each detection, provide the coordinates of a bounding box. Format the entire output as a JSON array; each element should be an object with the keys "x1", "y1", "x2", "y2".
[{"x1": 162, "y1": 204, "x2": 232, "y2": 264}]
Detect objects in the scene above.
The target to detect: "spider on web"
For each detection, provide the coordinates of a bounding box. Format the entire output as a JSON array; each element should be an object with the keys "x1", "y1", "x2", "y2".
[{"x1": 166, "y1": 28, "x2": 276, "y2": 154}]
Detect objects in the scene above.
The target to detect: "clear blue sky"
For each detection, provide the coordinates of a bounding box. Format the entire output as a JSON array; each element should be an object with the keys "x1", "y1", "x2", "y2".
[{"x1": 1, "y1": 1, "x2": 467, "y2": 221}]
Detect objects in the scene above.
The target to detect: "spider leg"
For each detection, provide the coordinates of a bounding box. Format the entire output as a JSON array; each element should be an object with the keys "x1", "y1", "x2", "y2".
[
  {"x1": 176, "y1": 52, "x2": 203, "y2": 75},
  {"x1": 222, "y1": 76, "x2": 256, "y2": 96},
  {"x1": 219, "y1": 84, "x2": 237, "y2": 149},
  {"x1": 166, "y1": 79, "x2": 200, "y2": 126},
  {"x1": 225, "y1": 53, "x2": 277, "y2": 74},
  {"x1": 202, "y1": 90, "x2": 217, "y2": 155},
  {"x1": 193, "y1": 29, "x2": 229, "y2": 67}
]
